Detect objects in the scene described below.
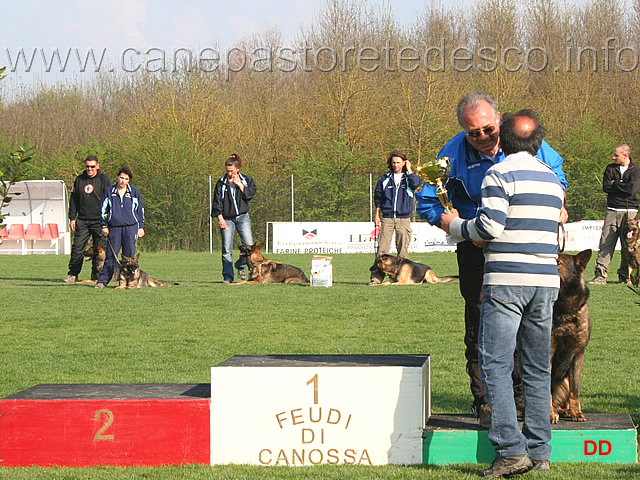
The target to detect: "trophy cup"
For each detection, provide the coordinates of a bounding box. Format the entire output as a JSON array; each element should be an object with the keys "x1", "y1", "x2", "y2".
[{"x1": 416, "y1": 157, "x2": 452, "y2": 213}]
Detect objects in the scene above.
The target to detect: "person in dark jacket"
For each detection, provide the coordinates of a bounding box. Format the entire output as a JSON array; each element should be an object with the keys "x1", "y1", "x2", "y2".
[
  {"x1": 369, "y1": 149, "x2": 423, "y2": 285},
  {"x1": 95, "y1": 166, "x2": 145, "y2": 288},
  {"x1": 590, "y1": 144, "x2": 640, "y2": 284},
  {"x1": 211, "y1": 153, "x2": 256, "y2": 284},
  {"x1": 64, "y1": 155, "x2": 111, "y2": 283}
]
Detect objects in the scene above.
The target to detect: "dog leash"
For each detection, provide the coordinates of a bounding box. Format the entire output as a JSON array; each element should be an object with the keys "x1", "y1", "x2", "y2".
[
  {"x1": 106, "y1": 236, "x2": 122, "y2": 267},
  {"x1": 558, "y1": 223, "x2": 566, "y2": 253}
]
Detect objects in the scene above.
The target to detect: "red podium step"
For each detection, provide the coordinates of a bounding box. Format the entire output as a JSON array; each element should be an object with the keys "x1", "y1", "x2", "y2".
[{"x1": 0, "y1": 384, "x2": 210, "y2": 467}]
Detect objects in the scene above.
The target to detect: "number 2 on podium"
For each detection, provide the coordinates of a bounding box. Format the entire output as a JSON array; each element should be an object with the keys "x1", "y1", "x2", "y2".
[{"x1": 93, "y1": 409, "x2": 115, "y2": 440}]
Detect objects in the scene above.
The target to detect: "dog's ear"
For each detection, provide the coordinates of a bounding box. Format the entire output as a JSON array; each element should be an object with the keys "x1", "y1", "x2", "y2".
[
  {"x1": 134, "y1": 253, "x2": 140, "y2": 261},
  {"x1": 257, "y1": 243, "x2": 265, "y2": 250},
  {"x1": 575, "y1": 249, "x2": 592, "y2": 271}
]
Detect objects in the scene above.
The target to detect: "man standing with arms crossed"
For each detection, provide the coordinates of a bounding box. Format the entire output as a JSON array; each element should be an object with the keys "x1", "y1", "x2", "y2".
[
  {"x1": 589, "y1": 144, "x2": 640, "y2": 284},
  {"x1": 415, "y1": 93, "x2": 568, "y2": 428},
  {"x1": 64, "y1": 155, "x2": 110, "y2": 283}
]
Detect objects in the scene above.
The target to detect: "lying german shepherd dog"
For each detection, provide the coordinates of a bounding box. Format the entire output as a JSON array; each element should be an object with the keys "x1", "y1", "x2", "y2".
[
  {"x1": 621, "y1": 215, "x2": 640, "y2": 288},
  {"x1": 117, "y1": 254, "x2": 178, "y2": 289},
  {"x1": 370, "y1": 254, "x2": 458, "y2": 285},
  {"x1": 235, "y1": 243, "x2": 309, "y2": 284},
  {"x1": 551, "y1": 249, "x2": 592, "y2": 423}
]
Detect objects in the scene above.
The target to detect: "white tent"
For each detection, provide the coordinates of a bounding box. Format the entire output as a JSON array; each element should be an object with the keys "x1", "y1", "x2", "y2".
[{"x1": 0, "y1": 180, "x2": 70, "y2": 255}]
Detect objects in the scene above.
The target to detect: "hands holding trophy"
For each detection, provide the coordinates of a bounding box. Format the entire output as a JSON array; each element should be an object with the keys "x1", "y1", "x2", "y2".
[
  {"x1": 416, "y1": 156, "x2": 464, "y2": 243},
  {"x1": 416, "y1": 157, "x2": 452, "y2": 213}
]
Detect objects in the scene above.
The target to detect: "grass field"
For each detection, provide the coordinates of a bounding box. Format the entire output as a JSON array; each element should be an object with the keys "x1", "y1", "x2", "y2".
[{"x1": 1, "y1": 250, "x2": 639, "y2": 479}]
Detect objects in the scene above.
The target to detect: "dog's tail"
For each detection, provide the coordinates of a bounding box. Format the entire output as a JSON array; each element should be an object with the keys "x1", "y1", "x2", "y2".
[
  {"x1": 434, "y1": 275, "x2": 459, "y2": 283},
  {"x1": 426, "y1": 270, "x2": 459, "y2": 283}
]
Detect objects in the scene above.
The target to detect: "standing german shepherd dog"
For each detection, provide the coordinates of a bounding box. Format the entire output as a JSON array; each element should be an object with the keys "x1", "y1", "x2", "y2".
[
  {"x1": 550, "y1": 249, "x2": 592, "y2": 423},
  {"x1": 82, "y1": 243, "x2": 118, "y2": 283},
  {"x1": 235, "y1": 243, "x2": 309, "y2": 284},
  {"x1": 370, "y1": 254, "x2": 458, "y2": 285},
  {"x1": 621, "y1": 215, "x2": 640, "y2": 288}
]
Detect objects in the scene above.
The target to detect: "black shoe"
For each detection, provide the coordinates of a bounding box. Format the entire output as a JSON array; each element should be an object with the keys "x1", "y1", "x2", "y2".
[
  {"x1": 472, "y1": 398, "x2": 491, "y2": 429},
  {"x1": 480, "y1": 454, "x2": 532, "y2": 478},
  {"x1": 478, "y1": 403, "x2": 491, "y2": 429},
  {"x1": 532, "y1": 459, "x2": 550, "y2": 471}
]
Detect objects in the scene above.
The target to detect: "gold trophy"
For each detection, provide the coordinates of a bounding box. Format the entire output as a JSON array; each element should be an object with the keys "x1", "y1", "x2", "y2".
[{"x1": 416, "y1": 157, "x2": 452, "y2": 213}]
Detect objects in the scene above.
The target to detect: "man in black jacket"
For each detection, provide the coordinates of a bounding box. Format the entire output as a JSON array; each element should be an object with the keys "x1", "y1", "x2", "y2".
[
  {"x1": 590, "y1": 144, "x2": 640, "y2": 284},
  {"x1": 64, "y1": 155, "x2": 111, "y2": 283}
]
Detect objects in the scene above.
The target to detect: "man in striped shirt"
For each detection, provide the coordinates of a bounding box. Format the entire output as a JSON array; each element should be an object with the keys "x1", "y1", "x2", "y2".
[{"x1": 441, "y1": 110, "x2": 564, "y2": 478}]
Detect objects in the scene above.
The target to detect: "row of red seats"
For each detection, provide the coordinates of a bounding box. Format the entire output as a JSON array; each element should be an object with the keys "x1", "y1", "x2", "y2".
[{"x1": 0, "y1": 223, "x2": 60, "y2": 254}]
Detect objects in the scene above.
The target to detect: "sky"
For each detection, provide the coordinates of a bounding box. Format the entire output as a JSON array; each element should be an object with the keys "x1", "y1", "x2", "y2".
[{"x1": 1, "y1": 0, "x2": 434, "y2": 88}]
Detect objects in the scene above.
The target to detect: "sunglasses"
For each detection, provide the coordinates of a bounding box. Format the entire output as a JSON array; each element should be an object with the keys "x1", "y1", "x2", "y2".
[
  {"x1": 86, "y1": 165, "x2": 97, "y2": 169},
  {"x1": 465, "y1": 125, "x2": 497, "y2": 138}
]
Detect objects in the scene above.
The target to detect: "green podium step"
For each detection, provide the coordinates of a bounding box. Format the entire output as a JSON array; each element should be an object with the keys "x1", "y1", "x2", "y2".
[{"x1": 423, "y1": 413, "x2": 637, "y2": 465}]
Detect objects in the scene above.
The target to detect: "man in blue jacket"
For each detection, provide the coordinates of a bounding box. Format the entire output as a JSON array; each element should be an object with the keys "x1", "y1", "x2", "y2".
[
  {"x1": 415, "y1": 93, "x2": 568, "y2": 428},
  {"x1": 369, "y1": 149, "x2": 423, "y2": 285}
]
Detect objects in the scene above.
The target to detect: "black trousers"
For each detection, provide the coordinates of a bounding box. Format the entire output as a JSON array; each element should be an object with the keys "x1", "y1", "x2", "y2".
[
  {"x1": 67, "y1": 218, "x2": 105, "y2": 279},
  {"x1": 456, "y1": 241, "x2": 521, "y2": 406}
]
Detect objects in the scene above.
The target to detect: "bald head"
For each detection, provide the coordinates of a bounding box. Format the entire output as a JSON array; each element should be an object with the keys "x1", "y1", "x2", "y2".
[{"x1": 500, "y1": 109, "x2": 545, "y2": 156}]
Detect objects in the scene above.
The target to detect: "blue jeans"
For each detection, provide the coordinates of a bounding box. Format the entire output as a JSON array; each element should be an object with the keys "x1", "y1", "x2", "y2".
[
  {"x1": 479, "y1": 284, "x2": 558, "y2": 461},
  {"x1": 220, "y1": 213, "x2": 253, "y2": 281}
]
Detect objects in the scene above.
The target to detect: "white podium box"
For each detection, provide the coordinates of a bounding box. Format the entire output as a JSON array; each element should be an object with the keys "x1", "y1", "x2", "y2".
[{"x1": 210, "y1": 354, "x2": 430, "y2": 466}]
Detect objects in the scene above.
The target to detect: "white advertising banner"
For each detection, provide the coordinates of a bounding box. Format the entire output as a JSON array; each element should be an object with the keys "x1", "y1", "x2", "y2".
[
  {"x1": 563, "y1": 220, "x2": 615, "y2": 252},
  {"x1": 268, "y1": 222, "x2": 456, "y2": 254},
  {"x1": 269, "y1": 221, "x2": 610, "y2": 255}
]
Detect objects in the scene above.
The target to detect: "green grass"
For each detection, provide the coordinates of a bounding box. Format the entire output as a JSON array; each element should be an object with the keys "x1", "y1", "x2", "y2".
[{"x1": 1, "y1": 251, "x2": 639, "y2": 479}]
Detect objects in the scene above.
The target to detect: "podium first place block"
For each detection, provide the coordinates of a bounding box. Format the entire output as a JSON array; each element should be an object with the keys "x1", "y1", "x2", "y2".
[
  {"x1": 210, "y1": 354, "x2": 431, "y2": 466},
  {"x1": 0, "y1": 384, "x2": 211, "y2": 467}
]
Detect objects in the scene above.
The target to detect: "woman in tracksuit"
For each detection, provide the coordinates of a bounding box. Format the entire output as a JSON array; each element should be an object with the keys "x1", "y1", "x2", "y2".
[
  {"x1": 96, "y1": 166, "x2": 145, "y2": 288},
  {"x1": 369, "y1": 149, "x2": 423, "y2": 285},
  {"x1": 211, "y1": 154, "x2": 256, "y2": 284}
]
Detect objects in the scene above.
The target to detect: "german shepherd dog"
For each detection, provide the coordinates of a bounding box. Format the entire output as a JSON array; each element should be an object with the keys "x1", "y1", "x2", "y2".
[
  {"x1": 235, "y1": 243, "x2": 309, "y2": 284},
  {"x1": 550, "y1": 249, "x2": 592, "y2": 423},
  {"x1": 117, "y1": 254, "x2": 177, "y2": 289},
  {"x1": 370, "y1": 254, "x2": 459, "y2": 285},
  {"x1": 82, "y1": 243, "x2": 118, "y2": 283},
  {"x1": 621, "y1": 215, "x2": 640, "y2": 288}
]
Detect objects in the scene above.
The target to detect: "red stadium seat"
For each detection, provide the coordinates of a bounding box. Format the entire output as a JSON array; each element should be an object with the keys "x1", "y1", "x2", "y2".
[
  {"x1": 6, "y1": 224, "x2": 26, "y2": 254},
  {"x1": 42, "y1": 223, "x2": 59, "y2": 240},
  {"x1": 42, "y1": 223, "x2": 60, "y2": 254},
  {"x1": 25, "y1": 223, "x2": 43, "y2": 240},
  {"x1": 7, "y1": 224, "x2": 25, "y2": 239}
]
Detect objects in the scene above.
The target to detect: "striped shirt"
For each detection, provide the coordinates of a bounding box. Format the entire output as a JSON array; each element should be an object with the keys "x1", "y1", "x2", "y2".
[{"x1": 449, "y1": 152, "x2": 564, "y2": 288}]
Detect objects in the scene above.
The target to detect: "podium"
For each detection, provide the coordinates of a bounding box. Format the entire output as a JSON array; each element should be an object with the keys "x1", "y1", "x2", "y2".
[
  {"x1": 1, "y1": 355, "x2": 637, "y2": 467},
  {"x1": 0, "y1": 384, "x2": 210, "y2": 467},
  {"x1": 210, "y1": 354, "x2": 431, "y2": 465}
]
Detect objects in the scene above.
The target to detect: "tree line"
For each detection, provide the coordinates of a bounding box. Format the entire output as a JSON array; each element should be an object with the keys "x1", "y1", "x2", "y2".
[{"x1": 0, "y1": 0, "x2": 637, "y2": 251}]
